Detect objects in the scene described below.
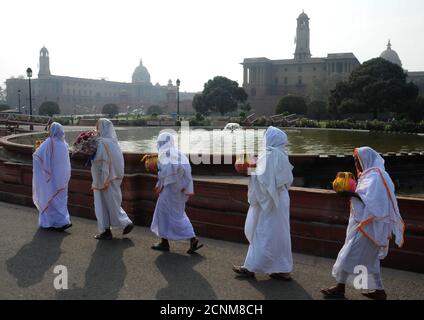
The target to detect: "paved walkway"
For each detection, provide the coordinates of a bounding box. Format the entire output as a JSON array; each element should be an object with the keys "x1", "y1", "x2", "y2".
[{"x1": 1, "y1": 201, "x2": 423, "y2": 300}]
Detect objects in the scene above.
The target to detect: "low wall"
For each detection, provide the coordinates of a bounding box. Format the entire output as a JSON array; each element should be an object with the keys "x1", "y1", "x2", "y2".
[
  {"x1": 0, "y1": 159, "x2": 423, "y2": 273},
  {"x1": 2, "y1": 131, "x2": 424, "y2": 193}
]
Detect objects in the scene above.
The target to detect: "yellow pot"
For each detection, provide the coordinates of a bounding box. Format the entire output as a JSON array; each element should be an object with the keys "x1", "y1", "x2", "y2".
[
  {"x1": 33, "y1": 139, "x2": 44, "y2": 151},
  {"x1": 332, "y1": 172, "x2": 357, "y2": 193}
]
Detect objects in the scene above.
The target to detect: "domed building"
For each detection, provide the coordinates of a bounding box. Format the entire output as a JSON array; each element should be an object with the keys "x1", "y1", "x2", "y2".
[
  {"x1": 379, "y1": 40, "x2": 424, "y2": 94},
  {"x1": 380, "y1": 40, "x2": 402, "y2": 67},
  {"x1": 5, "y1": 48, "x2": 199, "y2": 115},
  {"x1": 132, "y1": 59, "x2": 151, "y2": 84}
]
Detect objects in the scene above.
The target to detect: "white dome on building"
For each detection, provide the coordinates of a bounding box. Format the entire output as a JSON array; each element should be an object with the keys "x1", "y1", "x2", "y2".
[
  {"x1": 380, "y1": 40, "x2": 402, "y2": 67},
  {"x1": 132, "y1": 59, "x2": 151, "y2": 84}
]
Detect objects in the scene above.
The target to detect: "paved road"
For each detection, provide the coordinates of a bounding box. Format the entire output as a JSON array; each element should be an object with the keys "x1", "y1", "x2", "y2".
[{"x1": 0, "y1": 201, "x2": 423, "y2": 300}]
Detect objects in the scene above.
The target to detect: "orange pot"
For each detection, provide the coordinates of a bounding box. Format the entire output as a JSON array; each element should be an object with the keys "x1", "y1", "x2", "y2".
[{"x1": 141, "y1": 154, "x2": 158, "y2": 174}]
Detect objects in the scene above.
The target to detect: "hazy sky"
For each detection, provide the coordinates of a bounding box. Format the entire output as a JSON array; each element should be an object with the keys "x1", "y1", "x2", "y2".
[{"x1": 1, "y1": 0, "x2": 423, "y2": 93}]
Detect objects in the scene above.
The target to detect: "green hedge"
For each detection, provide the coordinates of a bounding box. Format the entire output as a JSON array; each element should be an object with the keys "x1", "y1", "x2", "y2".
[{"x1": 321, "y1": 119, "x2": 424, "y2": 133}]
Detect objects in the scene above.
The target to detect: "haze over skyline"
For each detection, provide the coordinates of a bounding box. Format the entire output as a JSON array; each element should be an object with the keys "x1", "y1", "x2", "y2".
[{"x1": 1, "y1": 0, "x2": 423, "y2": 93}]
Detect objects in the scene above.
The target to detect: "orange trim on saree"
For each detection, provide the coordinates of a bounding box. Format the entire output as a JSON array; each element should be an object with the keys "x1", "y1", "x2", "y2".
[
  {"x1": 39, "y1": 187, "x2": 66, "y2": 214},
  {"x1": 358, "y1": 167, "x2": 406, "y2": 248},
  {"x1": 91, "y1": 142, "x2": 123, "y2": 192},
  {"x1": 356, "y1": 217, "x2": 379, "y2": 246},
  {"x1": 92, "y1": 176, "x2": 123, "y2": 191}
]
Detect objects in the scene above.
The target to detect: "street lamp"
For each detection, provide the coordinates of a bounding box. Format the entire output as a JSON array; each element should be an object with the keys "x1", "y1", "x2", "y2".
[
  {"x1": 26, "y1": 67, "x2": 33, "y2": 130},
  {"x1": 176, "y1": 78, "x2": 180, "y2": 121},
  {"x1": 17, "y1": 89, "x2": 21, "y2": 113}
]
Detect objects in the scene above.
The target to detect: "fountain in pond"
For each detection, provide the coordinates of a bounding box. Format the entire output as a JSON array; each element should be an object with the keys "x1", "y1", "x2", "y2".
[{"x1": 223, "y1": 123, "x2": 242, "y2": 132}]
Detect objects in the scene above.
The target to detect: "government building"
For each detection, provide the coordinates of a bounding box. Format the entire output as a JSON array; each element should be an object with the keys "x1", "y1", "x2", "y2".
[
  {"x1": 242, "y1": 11, "x2": 424, "y2": 116},
  {"x1": 6, "y1": 47, "x2": 195, "y2": 115},
  {"x1": 380, "y1": 41, "x2": 424, "y2": 96}
]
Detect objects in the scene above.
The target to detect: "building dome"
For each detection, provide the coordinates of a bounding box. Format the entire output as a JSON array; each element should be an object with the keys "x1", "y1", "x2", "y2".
[
  {"x1": 132, "y1": 59, "x2": 151, "y2": 84},
  {"x1": 380, "y1": 40, "x2": 402, "y2": 67},
  {"x1": 298, "y1": 10, "x2": 309, "y2": 20}
]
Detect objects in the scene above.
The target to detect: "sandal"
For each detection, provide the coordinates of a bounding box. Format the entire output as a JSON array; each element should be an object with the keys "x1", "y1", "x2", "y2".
[
  {"x1": 362, "y1": 290, "x2": 387, "y2": 300},
  {"x1": 270, "y1": 273, "x2": 293, "y2": 281},
  {"x1": 321, "y1": 287, "x2": 346, "y2": 299},
  {"x1": 151, "y1": 242, "x2": 170, "y2": 252},
  {"x1": 232, "y1": 266, "x2": 255, "y2": 278},
  {"x1": 94, "y1": 229, "x2": 112, "y2": 240},
  {"x1": 123, "y1": 222, "x2": 134, "y2": 235},
  {"x1": 187, "y1": 238, "x2": 204, "y2": 254},
  {"x1": 58, "y1": 224, "x2": 72, "y2": 231}
]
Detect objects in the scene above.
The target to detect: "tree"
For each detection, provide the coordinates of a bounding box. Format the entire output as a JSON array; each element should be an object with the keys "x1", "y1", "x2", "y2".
[
  {"x1": 147, "y1": 105, "x2": 163, "y2": 115},
  {"x1": 240, "y1": 102, "x2": 252, "y2": 113},
  {"x1": 405, "y1": 96, "x2": 424, "y2": 123},
  {"x1": 102, "y1": 103, "x2": 119, "y2": 118},
  {"x1": 276, "y1": 95, "x2": 307, "y2": 115},
  {"x1": 307, "y1": 100, "x2": 327, "y2": 120},
  {"x1": 39, "y1": 101, "x2": 61, "y2": 116},
  {"x1": 192, "y1": 94, "x2": 209, "y2": 115},
  {"x1": 194, "y1": 76, "x2": 248, "y2": 116},
  {"x1": 329, "y1": 58, "x2": 419, "y2": 119}
]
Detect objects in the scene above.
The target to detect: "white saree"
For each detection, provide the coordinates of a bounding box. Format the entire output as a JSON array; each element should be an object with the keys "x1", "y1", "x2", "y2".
[
  {"x1": 243, "y1": 126, "x2": 294, "y2": 273},
  {"x1": 332, "y1": 147, "x2": 405, "y2": 290},
  {"x1": 150, "y1": 132, "x2": 196, "y2": 240},
  {"x1": 91, "y1": 118, "x2": 132, "y2": 233},
  {"x1": 33, "y1": 122, "x2": 71, "y2": 228}
]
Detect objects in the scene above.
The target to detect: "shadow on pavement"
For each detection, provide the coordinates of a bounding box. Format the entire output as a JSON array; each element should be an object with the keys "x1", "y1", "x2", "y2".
[
  {"x1": 57, "y1": 238, "x2": 134, "y2": 300},
  {"x1": 155, "y1": 252, "x2": 217, "y2": 300},
  {"x1": 6, "y1": 228, "x2": 70, "y2": 288},
  {"x1": 235, "y1": 276, "x2": 313, "y2": 300}
]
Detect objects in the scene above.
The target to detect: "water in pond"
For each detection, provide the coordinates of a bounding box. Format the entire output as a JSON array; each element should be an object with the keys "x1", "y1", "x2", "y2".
[
  {"x1": 14, "y1": 127, "x2": 424, "y2": 155},
  {"x1": 76, "y1": 127, "x2": 424, "y2": 155}
]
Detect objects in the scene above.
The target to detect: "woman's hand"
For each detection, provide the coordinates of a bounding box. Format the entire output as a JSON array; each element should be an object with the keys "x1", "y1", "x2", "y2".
[{"x1": 337, "y1": 191, "x2": 362, "y2": 201}]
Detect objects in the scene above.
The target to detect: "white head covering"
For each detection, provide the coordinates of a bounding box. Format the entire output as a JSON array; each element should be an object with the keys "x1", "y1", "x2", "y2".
[
  {"x1": 353, "y1": 147, "x2": 405, "y2": 251},
  {"x1": 355, "y1": 146, "x2": 385, "y2": 172},
  {"x1": 248, "y1": 126, "x2": 294, "y2": 212},
  {"x1": 156, "y1": 132, "x2": 193, "y2": 196},
  {"x1": 50, "y1": 122, "x2": 66, "y2": 142},
  {"x1": 33, "y1": 122, "x2": 71, "y2": 213},
  {"x1": 91, "y1": 118, "x2": 124, "y2": 190},
  {"x1": 97, "y1": 118, "x2": 119, "y2": 144}
]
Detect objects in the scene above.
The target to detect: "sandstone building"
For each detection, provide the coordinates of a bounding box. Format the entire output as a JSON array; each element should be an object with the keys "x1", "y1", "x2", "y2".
[{"x1": 6, "y1": 47, "x2": 195, "y2": 115}]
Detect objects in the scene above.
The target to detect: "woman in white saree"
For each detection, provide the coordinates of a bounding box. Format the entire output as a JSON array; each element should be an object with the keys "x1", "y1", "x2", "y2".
[
  {"x1": 33, "y1": 122, "x2": 72, "y2": 231},
  {"x1": 91, "y1": 118, "x2": 133, "y2": 240},
  {"x1": 322, "y1": 147, "x2": 405, "y2": 300},
  {"x1": 150, "y1": 132, "x2": 203, "y2": 254},
  {"x1": 233, "y1": 126, "x2": 294, "y2": 280}
]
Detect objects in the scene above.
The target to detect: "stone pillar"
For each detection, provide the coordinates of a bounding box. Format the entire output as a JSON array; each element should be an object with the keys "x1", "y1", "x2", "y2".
[
  {"x1": 259, "y1": 67, "x2": 262, "y2": 85},
  {"x1": 262, "y1": 66, "x2": 265, "y2": 85},
  {"x1": 243, "y1": 66, "x2": 247, "y2": 85}
]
